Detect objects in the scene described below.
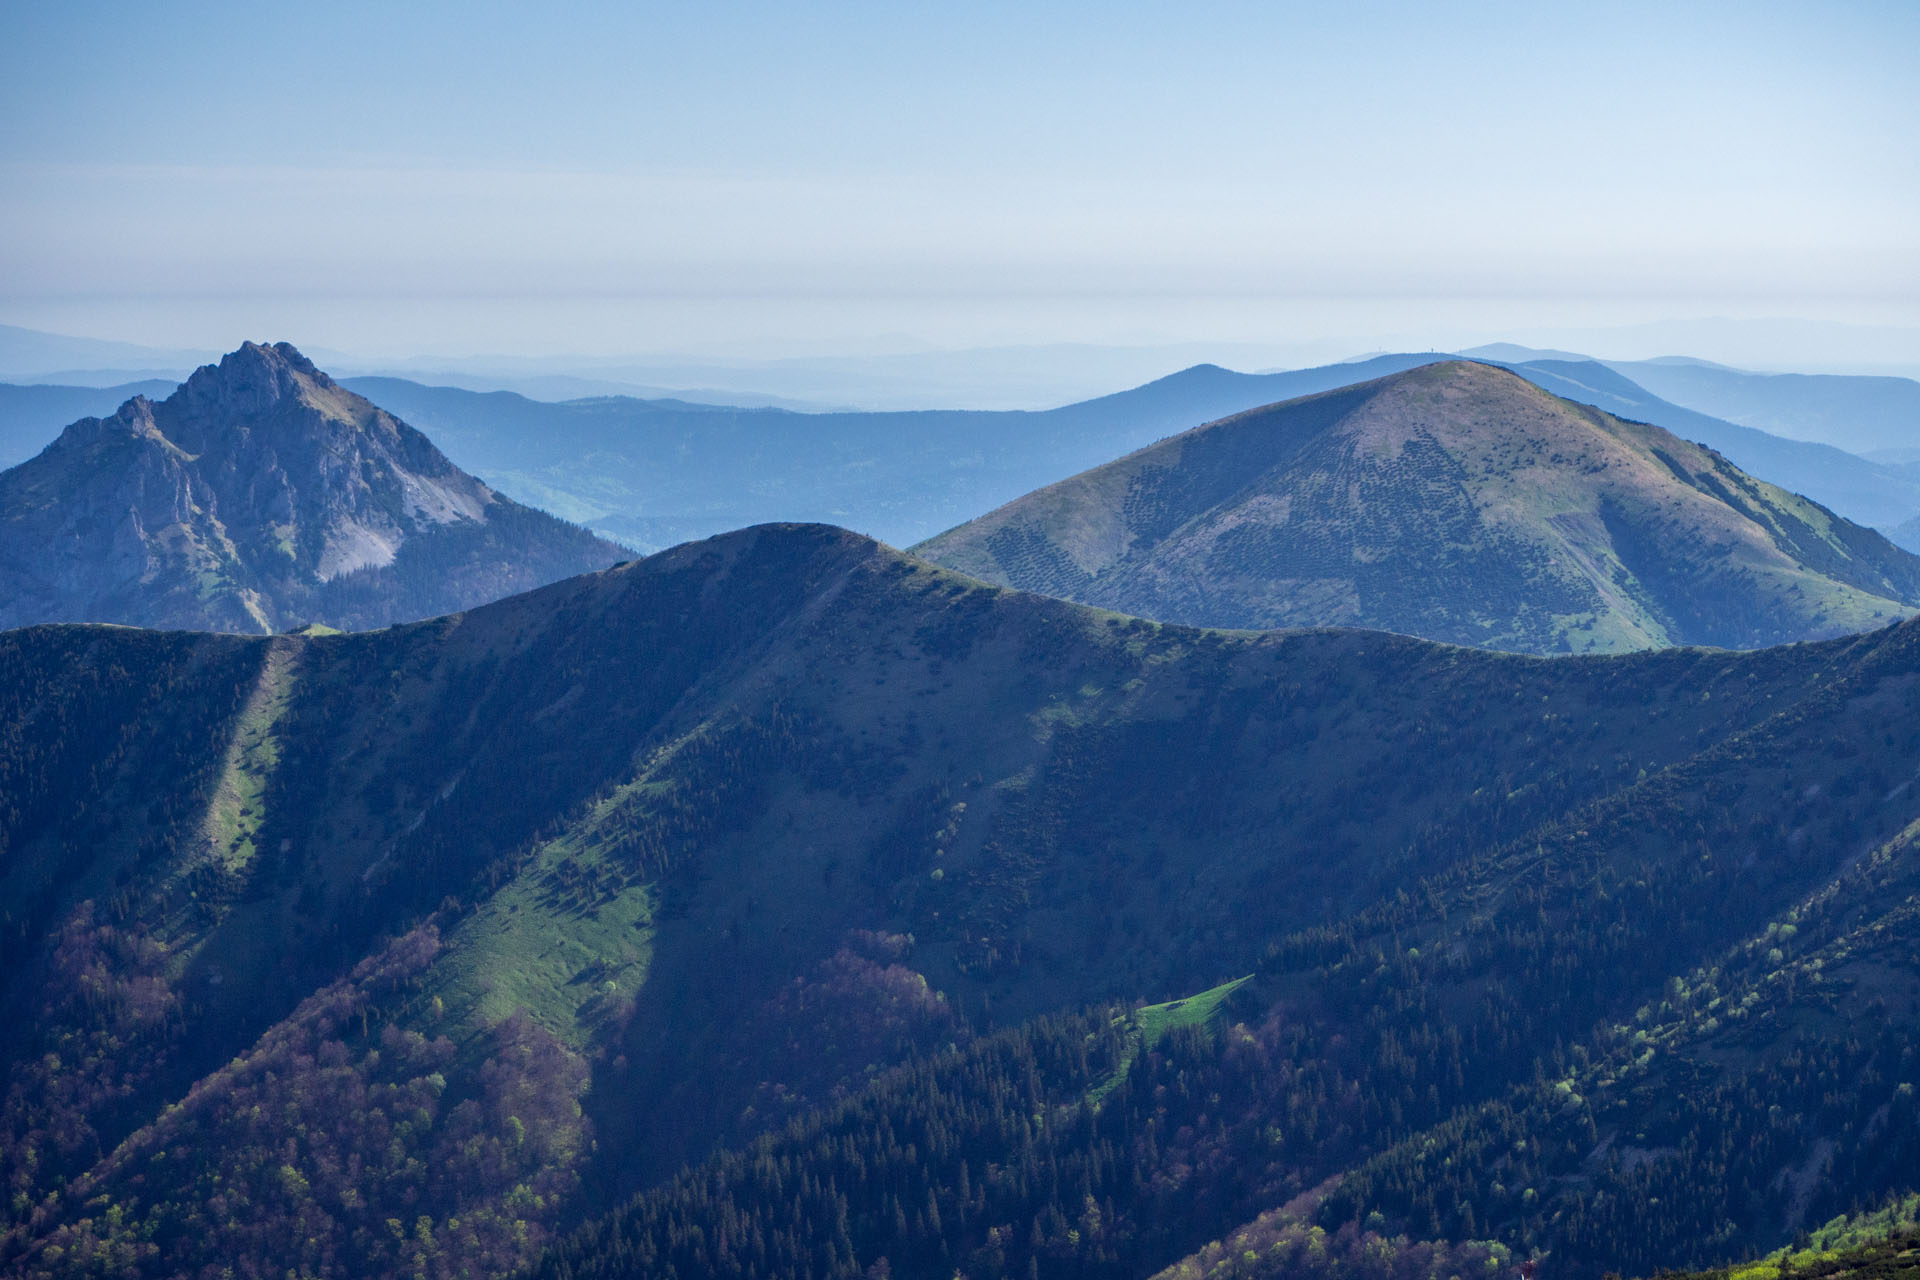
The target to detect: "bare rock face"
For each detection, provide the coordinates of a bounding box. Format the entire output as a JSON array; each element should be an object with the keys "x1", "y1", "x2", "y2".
[{"x1": 0, "y1": 342, "x2": 626, "y2": 633}]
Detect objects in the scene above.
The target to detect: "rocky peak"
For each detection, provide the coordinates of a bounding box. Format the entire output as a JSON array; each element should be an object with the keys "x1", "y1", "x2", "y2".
[
  {"x1": 0, "y1": 339, "x2": 626, "y2": 633},
  {"x1": 46, "y1": 393, "x2": 167, "y2": 455},
  {"x1": 175, "y1": 341, "x2": 329, "y2": 419}
]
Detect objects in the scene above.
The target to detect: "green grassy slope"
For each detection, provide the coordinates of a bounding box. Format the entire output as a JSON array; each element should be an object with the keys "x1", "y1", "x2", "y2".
[
  {"x1": 4, "y1": 524, "x2": 1920, "y2": 1278},
  {"x1": 916, "y1": 361, "x2": 1920, "y2": 654}
]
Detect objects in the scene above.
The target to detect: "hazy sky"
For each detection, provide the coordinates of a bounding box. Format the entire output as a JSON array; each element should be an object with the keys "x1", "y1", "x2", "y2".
[{"x1": 3, "y1": 0, "x2": 1916, "y2": 363}]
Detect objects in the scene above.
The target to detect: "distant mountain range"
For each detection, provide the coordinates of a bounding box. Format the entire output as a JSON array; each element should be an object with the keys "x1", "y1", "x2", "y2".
[
  {"x1": 1466, "y1": 342, "x2": 1920, "y2": 456},
  {"x1": 0, "y1": 322, "x2": 214, "y2": 383},
  {"x1": 915, "y1": 361, "x2": 1920, "y2": 653},
  {"x1": 0, "y1": 342, "x2": 626, "y2": 633},
  {"x1": 335, "y1": 370, "x2": 838, "y2": 410},
  {"x1": 6, "y1": 523, "x2": 1920, "y2": 1279},
  {"x1": 9, "y1": 336, "x2": 1920, "y2": 553},
  {"x1": 0, "y1": 323, "x2": 1314, "y2": 410},
  {"x1": 8, "y1": 346, "x2": 1911, "y2": 657},
  {"x1": 333, "y1": 355, "x2": 1920, "y2": 555},
  {"x1": 338, "y1": 355, "x2": 1475, "y2": 550},
  {"x1": 1612, "y1": 359, "x2": 1920, "y2": 457}
]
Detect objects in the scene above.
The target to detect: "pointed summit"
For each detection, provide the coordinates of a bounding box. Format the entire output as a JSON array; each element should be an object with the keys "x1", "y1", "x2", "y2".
[
  {"x1": 0, "y1": 342, "x2": 627, "y2": 633},
  {"x1": 916, "y1": 359, "x2": 1920, "y2": 653},
  {"x1": 174, "y1": 340, "x2": 326, "y2": 417}
]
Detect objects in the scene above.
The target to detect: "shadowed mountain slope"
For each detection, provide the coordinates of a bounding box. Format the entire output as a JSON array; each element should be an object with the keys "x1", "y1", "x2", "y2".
[
  {"x1": 916, "y1": 361, "x2": 1920, "y2": 653},
  {"x1": 0, "y1": 342, "x2": 625, "y2": 634},
  {"x1": 539, "y1": 540, "x2": 1920, "y2": 1280},
  {"x1": 5, "y1": 524, "x2": 1920, "y2": 1278}
]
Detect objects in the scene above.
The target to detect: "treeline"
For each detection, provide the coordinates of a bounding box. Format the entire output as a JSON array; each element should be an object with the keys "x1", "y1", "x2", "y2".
[{"x1": 540, "y1": 985, "x2": 1482, "y2": 1280}]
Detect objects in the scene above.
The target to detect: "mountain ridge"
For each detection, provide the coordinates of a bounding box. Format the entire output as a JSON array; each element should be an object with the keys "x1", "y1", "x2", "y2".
[
  {"x1": 7, "y1": 351, "x2": 1913, "y2": 556},
  {"x1": 5, "y1": 523, "x2": 1920, "y2": 1278},
  {"x1": 1608, "y1": 358, "x2": 1920, "y2": 456}
]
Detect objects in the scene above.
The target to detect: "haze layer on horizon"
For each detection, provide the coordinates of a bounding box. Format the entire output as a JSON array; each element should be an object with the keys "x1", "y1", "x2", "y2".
[{"x1": 3, "y1": 0, "x2": 1916, "y2": 370}]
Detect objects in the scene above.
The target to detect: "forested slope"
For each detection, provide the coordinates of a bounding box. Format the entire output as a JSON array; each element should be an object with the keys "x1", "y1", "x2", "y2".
[{"x1": 1, "y1": 524, "x2": 1917, "y2": 1278}]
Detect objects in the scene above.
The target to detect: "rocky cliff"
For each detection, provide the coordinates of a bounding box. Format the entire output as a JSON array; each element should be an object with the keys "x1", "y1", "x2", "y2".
[{"x1": 0, "y1": 342, "x2": 627, "y2": 632}]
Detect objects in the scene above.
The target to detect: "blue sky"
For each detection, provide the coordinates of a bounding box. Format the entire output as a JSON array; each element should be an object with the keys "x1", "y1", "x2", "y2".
[{"x1": 2, "y1": 0, "x2": 1916, "y2": 363}]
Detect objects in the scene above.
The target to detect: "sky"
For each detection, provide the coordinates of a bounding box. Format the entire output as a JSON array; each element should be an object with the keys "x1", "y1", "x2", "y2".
[{"x1": 2, "y1": 0, "x2": 1917, "y2": 370}]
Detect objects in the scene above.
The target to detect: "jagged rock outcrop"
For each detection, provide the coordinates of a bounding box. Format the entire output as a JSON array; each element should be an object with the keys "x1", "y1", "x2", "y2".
[{"x1": 0, "y1": 341, "x2": 627, "y2": 632}]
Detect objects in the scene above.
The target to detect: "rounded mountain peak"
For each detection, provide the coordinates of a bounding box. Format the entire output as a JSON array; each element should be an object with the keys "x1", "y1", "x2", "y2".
[
  {"x1": 1378, "y1": 358, "x2": 1532, "y2": 389},
  {"x1": 917, "y1": 354, "x2": 1920, "y2": 654}
]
